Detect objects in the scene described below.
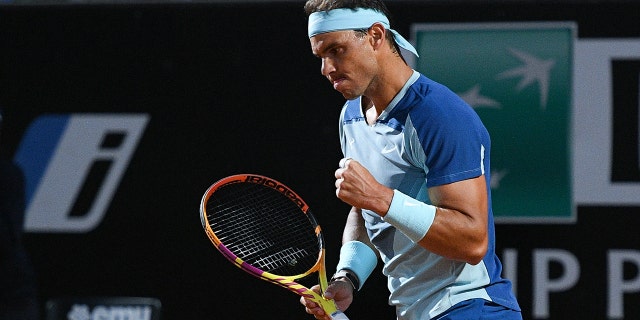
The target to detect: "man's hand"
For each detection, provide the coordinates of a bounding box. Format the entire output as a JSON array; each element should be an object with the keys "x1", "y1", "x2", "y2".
[
  {"x1": 335, "y1": 158, "x2": 394, "y2": 216},
  {"x1": 300, "y1": 279, "x2": 354, "y2": 319}
]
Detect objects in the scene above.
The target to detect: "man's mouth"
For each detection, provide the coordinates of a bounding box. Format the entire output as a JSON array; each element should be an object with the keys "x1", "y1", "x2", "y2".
[{"x1": 331, "y1": 77, "x2": 346, "y2": 90}]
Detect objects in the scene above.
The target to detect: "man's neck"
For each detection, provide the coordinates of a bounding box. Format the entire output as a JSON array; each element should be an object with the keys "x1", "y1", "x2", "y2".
[{"x1": 363, "y1": 63, "x2": 413, "y2": 118}]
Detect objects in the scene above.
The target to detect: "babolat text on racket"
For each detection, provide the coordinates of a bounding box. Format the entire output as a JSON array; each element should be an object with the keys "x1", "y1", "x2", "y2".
[{"x1": 200, "y1": 174, "x2": 349, "y2": 320}]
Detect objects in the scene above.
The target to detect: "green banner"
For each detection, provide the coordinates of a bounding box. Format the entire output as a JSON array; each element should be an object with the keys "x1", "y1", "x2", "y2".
[{"x1": 412, "y1": 22, "x2": 575, "y2": 223}]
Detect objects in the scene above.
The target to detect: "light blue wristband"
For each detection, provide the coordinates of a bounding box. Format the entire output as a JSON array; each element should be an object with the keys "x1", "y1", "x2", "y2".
[
  {"x1": 335, "y1": 240, "x2": 378, "y2": 290},
  {"x1": 383, "y1": 190, "x2": 436, "y2": 243}
]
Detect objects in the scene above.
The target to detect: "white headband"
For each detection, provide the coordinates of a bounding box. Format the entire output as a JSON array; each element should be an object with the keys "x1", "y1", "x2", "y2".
[{"x1": 308, "y1": 8, "x2": 419, "y2": 57}]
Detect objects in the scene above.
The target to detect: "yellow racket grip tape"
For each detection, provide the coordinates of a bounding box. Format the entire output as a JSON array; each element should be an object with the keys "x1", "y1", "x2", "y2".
[{"x1": 316, "y1": 295, "x2": 349, "y2": 320}]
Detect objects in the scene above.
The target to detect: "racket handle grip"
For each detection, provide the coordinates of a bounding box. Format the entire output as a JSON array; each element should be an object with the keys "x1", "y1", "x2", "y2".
[{"x1": 329, "y1": 310, "x2": 350, "y2": 320}]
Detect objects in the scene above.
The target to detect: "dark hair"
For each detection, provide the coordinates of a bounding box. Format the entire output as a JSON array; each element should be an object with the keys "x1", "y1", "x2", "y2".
[{"x1": 304, "y1": 0, "x2": 403, "y2": 58}]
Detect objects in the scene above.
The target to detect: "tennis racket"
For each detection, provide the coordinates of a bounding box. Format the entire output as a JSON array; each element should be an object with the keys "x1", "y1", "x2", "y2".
[{"x1": 200, "y1": 174, "x2": 349, "y2": 320}]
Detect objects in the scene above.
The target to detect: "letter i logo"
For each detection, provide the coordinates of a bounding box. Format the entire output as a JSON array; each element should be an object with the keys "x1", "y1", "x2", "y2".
[{"x1": 14, "y1": 114, "x2": 149, "y2": 233}]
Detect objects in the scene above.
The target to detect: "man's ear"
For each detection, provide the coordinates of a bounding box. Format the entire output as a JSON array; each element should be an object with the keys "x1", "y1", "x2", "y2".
[{"x1": 368, "y1": 22, "x2": 387, "y2": 50}]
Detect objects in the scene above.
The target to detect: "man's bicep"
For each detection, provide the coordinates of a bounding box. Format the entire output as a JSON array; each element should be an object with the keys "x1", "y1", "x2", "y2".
[{"x1": 428, "y1": 175, "x2": 488, "y2": 221}]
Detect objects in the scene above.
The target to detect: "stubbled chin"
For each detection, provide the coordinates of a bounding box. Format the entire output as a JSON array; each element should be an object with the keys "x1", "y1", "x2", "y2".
[
  {"x1": 334, "y1": 83, "x2": 359, "y2": 100},
  {"x1": 339, "y1": 91, "x2": 359, "y2": 100}
]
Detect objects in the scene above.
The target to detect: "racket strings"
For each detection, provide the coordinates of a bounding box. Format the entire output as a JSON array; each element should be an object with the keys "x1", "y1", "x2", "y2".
[{"x1": 206, "y1": 182, "x2": 320, "y2": 277}]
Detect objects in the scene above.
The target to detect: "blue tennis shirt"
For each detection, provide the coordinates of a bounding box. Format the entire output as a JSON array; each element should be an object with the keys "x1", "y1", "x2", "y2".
[{"x1": 339, "y1": 71, "x2": 520, "y2": 319}]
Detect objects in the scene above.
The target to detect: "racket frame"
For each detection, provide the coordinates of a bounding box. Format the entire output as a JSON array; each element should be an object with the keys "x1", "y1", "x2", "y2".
[{"x1": 200, "y1": 174, "x2": 340, "y2": 317}]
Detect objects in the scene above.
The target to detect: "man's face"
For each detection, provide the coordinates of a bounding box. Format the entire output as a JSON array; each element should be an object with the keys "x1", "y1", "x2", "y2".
[{"x1": 310, "y1": 30, "x2": 378, "y2": 100}]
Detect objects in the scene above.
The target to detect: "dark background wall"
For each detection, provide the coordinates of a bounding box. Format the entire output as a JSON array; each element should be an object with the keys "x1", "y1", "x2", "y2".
[{"x1": 1, "y1": 1, "x2": 639, "y2": 319}]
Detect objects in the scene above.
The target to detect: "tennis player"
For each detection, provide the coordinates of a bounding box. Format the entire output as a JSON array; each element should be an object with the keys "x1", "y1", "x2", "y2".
[{"x1": 300, "y1": 0, "x2": 522, "y2": 319}]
